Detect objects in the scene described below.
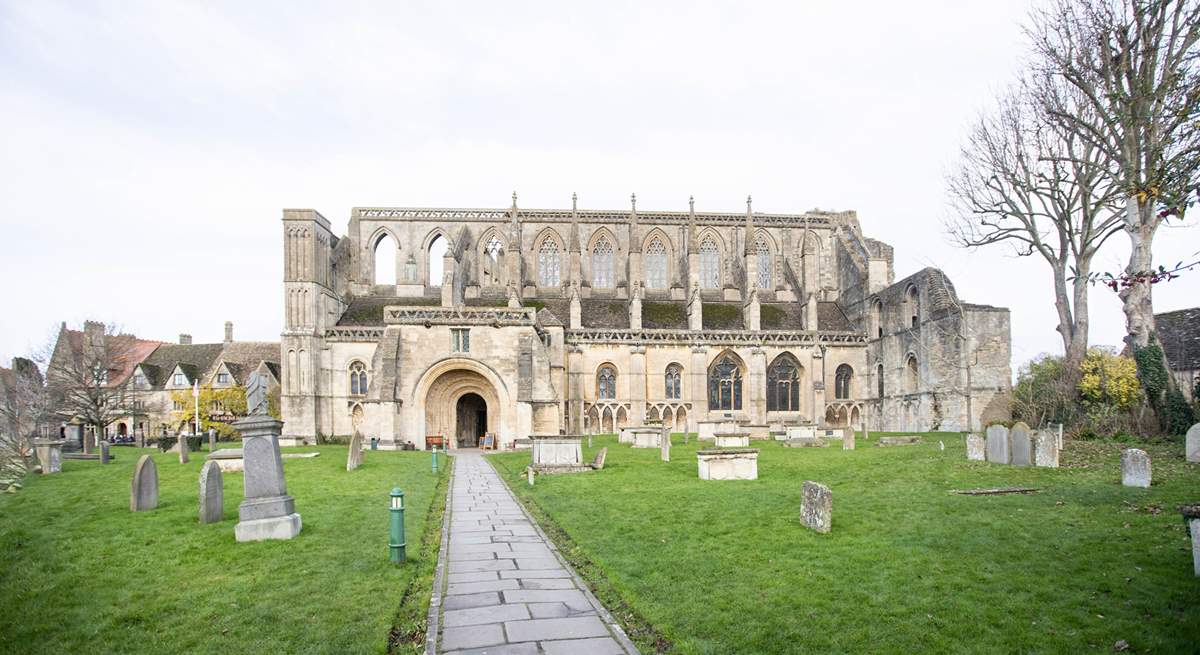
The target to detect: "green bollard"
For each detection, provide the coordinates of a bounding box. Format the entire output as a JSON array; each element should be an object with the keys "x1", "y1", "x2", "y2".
[
  {"x1": 431, "y1": 445, "x2": 438, "y2": 474},
  {"x1": 389, "y1": 487, "x2": 406, "y2": 564}
]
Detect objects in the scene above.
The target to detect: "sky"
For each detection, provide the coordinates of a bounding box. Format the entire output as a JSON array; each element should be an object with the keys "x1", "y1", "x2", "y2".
[{"x1": 0, "y1": 1, "x2": 1196, "y2": 372}]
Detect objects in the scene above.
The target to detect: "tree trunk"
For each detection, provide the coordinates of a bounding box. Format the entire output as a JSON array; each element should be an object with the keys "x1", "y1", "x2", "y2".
[
  {"x1": 1062, "y1": 262, "x2": 1091, "y2": 391},
  {"x1": 1118, "y1": 198, "x2": 1159, "y2": 350}
]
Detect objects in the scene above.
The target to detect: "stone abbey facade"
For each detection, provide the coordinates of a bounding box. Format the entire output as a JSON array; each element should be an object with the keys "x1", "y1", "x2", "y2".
[{"x1": 280, "y1": 196, "x2": 1011, "y2": 449}]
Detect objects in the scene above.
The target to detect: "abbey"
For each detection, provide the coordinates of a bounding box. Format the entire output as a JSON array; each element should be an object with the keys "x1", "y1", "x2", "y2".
[{"x1": 280, "y1": 196, "x2": 1011, "y2": 449}]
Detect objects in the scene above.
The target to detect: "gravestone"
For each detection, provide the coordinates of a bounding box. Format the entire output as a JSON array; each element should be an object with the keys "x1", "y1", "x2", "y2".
[
  {"x1": 208, "y1": 428, "x2": 217, "y2": 452},
  {"x1": 842, "y1": 427, "x2": 855, "y2": 451},
  {"x1": 800, "y1": 481, "x2": 832, "y2": 534},
  {"x1": 939, "y1": 440, "x2": 945, "y2": 451},
  {"x1": 130, "y1": 455, "x2": 158, "y2": 511},
  {"x1": 660, "y1": 428, "x2": 670, "y2": 462},
  {"x1": 526, "y1": 466, "x2": 534, "y2": 486},
  {"x1": 966, "y1": 434, "x2": 985, "y2": 461},
  {"x1": 198, "y1": 460, "x2": 224, "y2": 524},
  {"x1": 1010, "y1": 422, "x2": 1032, "y2": 466},
  {"x1": 33, "y1": 440, "x2": 65, "y2": 474},
  {"x1": 99, "y1": 440, "x2": 110, "y2": 465},
  {"x1": 1186, "y1": 423, "x2": 1200, "y2": 463},
  {"x1": 591, "y1": 447, "x2": 607, "y2": 470},
  {"x1": 346, "y1": 431, "x2": 364, "y2": 471},
  {"x1": 1121, "y1": 449, "x2": 1151, "y2": 488},
  {"x1": 1033, "y1": 430, "x2": 1059, "y2": 468},
  {"x1": 1182, "y1": 504, "x2": 1200, "y2": 577},
  {"x1": 232, "y1": 400, "x2": 301, "y2": 541},
  {"x1": 179, "y1": 432, "x2": 189, "y2": 464},
  {"x1": 985, "y1": 425, "x2": 1011, "y2": 464}
]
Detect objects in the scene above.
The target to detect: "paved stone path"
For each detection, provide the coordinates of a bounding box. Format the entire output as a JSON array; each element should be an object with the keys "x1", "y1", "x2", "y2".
[{"x1": 429, "y1": 452, "x2": 638, "y2": 655}]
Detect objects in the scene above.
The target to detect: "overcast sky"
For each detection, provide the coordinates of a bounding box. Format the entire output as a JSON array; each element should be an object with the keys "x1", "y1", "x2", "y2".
[{"x1": 1, "y1": 1, "x2": 1196, "y2": 371}]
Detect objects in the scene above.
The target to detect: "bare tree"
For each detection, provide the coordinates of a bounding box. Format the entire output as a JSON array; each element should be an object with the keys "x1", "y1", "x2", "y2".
[
  {"x1": 947, "y1": 82, "x2": 1124, "y2": 381},
  {"x1": 1028, "y1": 0, "x2": 1200, "y2": 351},
  {"x1": 40, "y1": 322, "x2": 142, "y2": 451},
  {"x1": 0, "y1": 358, "x2": 54, "y2": 452}
]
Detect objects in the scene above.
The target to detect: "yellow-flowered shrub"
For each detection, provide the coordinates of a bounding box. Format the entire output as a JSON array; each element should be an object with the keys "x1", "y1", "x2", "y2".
[{"x1": 1077, "y1": 348, "x2": 1140, "y2": 410}]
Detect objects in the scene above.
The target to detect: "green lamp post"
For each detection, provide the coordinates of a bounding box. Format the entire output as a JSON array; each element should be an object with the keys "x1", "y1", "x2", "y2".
[
  {"x1": 431, "y1": 445, "x2": 438, "y2": 474},
  {"x1": 389, "y1": 487, "x2": 406, "y2": 564}
]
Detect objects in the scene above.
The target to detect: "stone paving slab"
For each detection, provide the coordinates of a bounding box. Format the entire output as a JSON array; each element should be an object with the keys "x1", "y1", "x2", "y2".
[{"x1": 430, "y1": 452, "x2": 638, "y2": 654}]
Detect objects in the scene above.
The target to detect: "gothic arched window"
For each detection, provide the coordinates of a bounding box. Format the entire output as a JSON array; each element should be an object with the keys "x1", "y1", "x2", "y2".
[
  {"x1": 538, "y1": 237, "x2": 561, "y2": 287},
  {"x1": 708, "y1": 354, "x2": 743, "y2": 410},
  {"x1": 665, "y1": 364, "x2": 682, "y2": 400},
  {"x1": 906, "y1": 355, "x2": 919, "y2": 394},
  {"x1": 645, "y1": 237, "x2": 668, "y2": 289},
  {"x1": 877, "y1": 363, "x2": 885, "y2": 398},
  {"x1": 349, "y1": 361, "x2": 368, "y2": 396},
  {"x1": 592, "y1": 236, "x2": 614, "y2": 288},
  {"x1": 483, "y1": 235, "x2": 504, "y2": 286},
  {"x1": 756, "y1": 235, "x2": 771, "y2": 289},
  {"x1": 834, "y1": 364, "x2": 853, "y2": 400},
  {"x1": 597, "y1": 365, "x2": 617, "y2": 400},
  {"x1": 905, "y1": 285, "x2": 919, "y2": 328},
  {"x1": 699, "y1": 237, "x2": 720, "y2": 289},
  {"x1": 767, "y1": 355, "x2": 801, "y2": 411}
]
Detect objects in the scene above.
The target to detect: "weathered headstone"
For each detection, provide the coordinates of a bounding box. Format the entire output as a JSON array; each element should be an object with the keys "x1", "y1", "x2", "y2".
[
  {"x1": 179, "y1": 432, "x2": 189, "y2": 464},
  {"x1": 130, "y1": 455, "x2": 158, "y2": 511},
  {"x1": 966, "y1": 434, "x2": 986, "y2": 461},
  {"x1": 587, "y1": 434, "x2": 592, "y2": 448},
  {"x1": 590, "y1": 447, "x2": 607, "y2": 470},
  {"x1": 660, "y1": 428, "x2": 670, "y2": 462},
  {"x1": 939, "y1": 440, "x2": 945, "y2": 451},
  {"x1": 1033, "y1": 430, "x2": 1059, "y2": 468},
  {"x1": 985, "y1": 424, "x2": 1010, "y2": 464},
  {"x1": 207, "y1": 428, "x2": 217, "y2": 453},
  {"x1": 198, "y1": 460, "x2": 224, "y2": 524},
  {"x1": 1182, "y1": 504, "x2": 1200, "y2": 577},
  {"x1": 800, "y1": 481, "x2": 832, "y2": 534},
  {"x1": 232, "y1": 411, "x2": 301, "y2": 542},
  {"x1": 33, "y1": 439, "x2": 65, "y2": 474},
  {"x1": 1010, "y1": 422, "x2": 1032, "y2": 466},
  {"x1": 346, "y1": 431, "x2": 364, "y2": 471},
  {"x1": 1121, "y1": 448, "x2": 1151, "y2": 488},
  {"x1": 99, "y1": 440, "x2": 110, "y2": 465},
  {"x1": 526, "y1": 466, "x2": 534, "y2": 486},
  {"x1": 1186, "y1": 423, "x2": 1200, "y2": 463},
  {"x1": 842, "y1": 427, "x2": 855, "y2": 451}
]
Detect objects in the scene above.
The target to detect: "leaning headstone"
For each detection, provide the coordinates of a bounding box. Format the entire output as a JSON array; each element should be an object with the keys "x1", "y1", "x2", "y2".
[
  {"x1": 1121, "y1": 449, "x2": 1151, "y2": 488},
  {"x1": 198, "y1": 460, "x2": 224, "y2": 524},
  {"x1": 842, "y1": 427, "x2": 855, "y2": 451},
  {"x1": 99, "y1": 440, "x2": 111, "y2": 465},
  {"x1": 939, "y1": 440, "x2": 945, "y2": 451},
  {"x1": 590, "y1": 447, "x2": 608, "y2": 470},
  {"x1": 985, "y1": 424, "x2": 1011, "y2": 464},
  {"x1": 966, "y1": 434, "x2": 986, "y2": 461},
  {"x1": 179, "y1": 432, "x2": 189, "y2": 464},
  {"x1": 1010, "y1": 422, "x2": 1032, "y2": 466},
  {"x1": 232, "y1": 405, "x2": 301, "y2": 542},
  {"x1": 1186, "y1": 423, "x2": 1200, "y2": 463},
  {"x1": 33, "y1": 439, "x2": 65, "y2": 474},
  {"x1": 130, "y1": 455, "x2": 158, "y2": 512},
  {"x1": 1182, "y1": 503, "x2": 1200, "y2": 577},
  {"x1": 346, "y1": 431, "x2": 364, "y2": 471},
  {"x1": 526, "y1": 466, "x2": 534, "y2": 486},
  {"x1": 1033, "y1": 430, "x2": 1059, "y2": 468},
  {"x1": 800, "y1": 481, "x2": 832, "y2": 534}
]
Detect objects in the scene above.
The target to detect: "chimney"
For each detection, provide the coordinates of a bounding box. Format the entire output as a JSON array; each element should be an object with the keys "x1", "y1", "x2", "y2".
[
  {"x1": 179, "y1": 334, "x2": 192, "y2": 345},
  {"x1": 224, "y1": 321, "x2": 234, "y2": 345}
]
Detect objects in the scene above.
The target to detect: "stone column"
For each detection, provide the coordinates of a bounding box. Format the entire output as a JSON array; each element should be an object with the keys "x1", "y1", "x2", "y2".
[
  {"x1": 33, "y1": 440, "x2": 65, "y2": 474},
  {"x1": 749, "y1": 347, "x2": 767, "y2": 425},
  {"x1": 232, "y1": 414, "x2": 302, "y2": 542},
  {"x1": 567, "y1": 346, "x2": 584, "y2": 434},
  {"x1": 630, "y1": 345, "x2": 646, "y2": 426},
  {"x1": 690, "y1": 346, "x2": 707, "y2": 430},
  {"x1": 812, "y1": 347, "x2": 827, "y2": 425}
]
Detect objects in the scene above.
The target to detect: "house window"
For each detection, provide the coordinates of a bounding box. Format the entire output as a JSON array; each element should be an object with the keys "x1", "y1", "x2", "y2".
[
  {"x1": 756, "y1": 235, "x2": 771, "y2": 289},
  {"x1": 699, "y1": 237, "x2": 720, "y2": 289},
  {"x1": 538, "y1": 238, "x2": 561, "y2": 287},
  {"x1": 452, "y1": 329, "x2": 470, "y2": 353},
  {"x1": 134, "y1": 372, "x2": 146, "y2": 386},
  {"x1": 216, "y1": 373, "x2": 229, "y2": 384},
  {"x1": 665, "y1": 364, "x2": 682, "y2": 400},
  {"x1": 834, "y1": 364, "x2": 854, "y2": 400},
  {"x1": 597, "y1": 366, "x2": 617, "y2": 400},
  {"x1": 349, "y1": 361, "x2": 368, "y2": 395},
  {"x1": 645, "y1": 237, "x2": 668, "y2": 289},
  {"x1": 767, "y1": 356, "x2": 801, "y2": 411},
  {"x1": 173, "y1": 373, "x2": 185, "y2": 386},
  {"x1": 708, "y1": 354, "x2": 742, "y2": 410},
  {"x1": 591, "y1": 236, "x2": 614, "y2": 288},
  {"x1": 172, "y1": 400, "x2": 184, "y2": 411}
]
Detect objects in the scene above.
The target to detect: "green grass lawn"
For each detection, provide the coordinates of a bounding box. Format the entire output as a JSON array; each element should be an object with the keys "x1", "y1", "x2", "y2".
[
  {"x1": 491, "y1": 433, "x2": 1200, "y2": 654},
  {"x1": 0, "y1": 445, "x2": 448, "y2": 655}
]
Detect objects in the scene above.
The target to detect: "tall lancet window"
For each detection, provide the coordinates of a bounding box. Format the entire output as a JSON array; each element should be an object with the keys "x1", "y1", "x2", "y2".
[
  {"x1": 664, "y1": 364, "x2": 682, "y2": 400},
  {"x1": 538, "y1": 238, "x2": 561, "y2": 287},
  {"x1": 591, "y1": 236, "x2": 614, "y2": 288},
  {"x1": 756, "y1": 235, "x2": 772, "y2": 289},
  {"x1": 483, "y1": 235, "x2": 503, "y2": 286},
  {"x1": 597, "y1": 365, "x2": 617, "y2": 400},
  {"x1": 767, "y1": 355, "x2": 801, "y2": 411},
  {"x1": 699, "y1": 237, "x2": 720, "y2": 289},
  {"x1": 645, "y1": 237, "x2": 667, "y2": 289}
]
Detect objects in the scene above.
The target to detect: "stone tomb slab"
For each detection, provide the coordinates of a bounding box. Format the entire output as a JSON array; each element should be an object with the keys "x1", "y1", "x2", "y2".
[
  {"x1": 985, "y1": 425, "x2": 1010, "y2": 464},
  {"x1": 966, "y1": 434, "x2": 986, "y2": 461},
  {"x1": 1010, "y1": 422, "x2": 1033, "y2": 466},
  {"x1": 696, "y1": 448, "x2": 758, "y2": 480}
]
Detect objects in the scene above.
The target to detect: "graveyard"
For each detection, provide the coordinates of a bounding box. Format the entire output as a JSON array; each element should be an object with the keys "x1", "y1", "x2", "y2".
[
  {"x1": 491, "y1": 433, "x2": 1200, "y2": 654},
  {"x1": 0, "y1": 446, "x2": 447, "y2": 655}
]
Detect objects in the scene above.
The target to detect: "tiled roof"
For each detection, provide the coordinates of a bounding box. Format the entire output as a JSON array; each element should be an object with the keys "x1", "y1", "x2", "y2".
[
  {"x1": 1157, "y1": 307, "x2": 1200, "y2": 371},
  {"x1": 140, "y1": 343, "x2": 224, "y2": 387}
]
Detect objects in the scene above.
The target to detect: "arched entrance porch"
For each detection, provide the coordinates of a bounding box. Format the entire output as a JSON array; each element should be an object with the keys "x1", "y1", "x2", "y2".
[{"x1": 420, "y1": 364, "x2": 503, "y2": 450}]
